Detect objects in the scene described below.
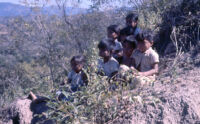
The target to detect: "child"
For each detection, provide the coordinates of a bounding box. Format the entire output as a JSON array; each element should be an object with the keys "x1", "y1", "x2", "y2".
[
  {"x1": 126, "y1": 13, "x2": 141, "y2": 37},
  {"x1": 98, "y1": 39, "x2": 120, "y2": 77},
  {"x1": 107, "y1": 25, "x2": 123, "y2": 63},
  {"x1": 121, "y1": 35, "x2": 137, "y2": 67},
  {"x1": 131, "y1": 29, "x2": 159, "y2": 77},
  {"x1": 119, "y1": 26, "x2": 132, "y2": 44},
  {"x1": 67, "y1": 55, "x2": 88, "y2": 92},
  {"x1": 56, "y1": 55, "x2": 88, "y2": 101}
]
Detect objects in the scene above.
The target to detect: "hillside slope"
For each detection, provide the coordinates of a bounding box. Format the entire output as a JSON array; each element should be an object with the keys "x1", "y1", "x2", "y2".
[
  {"x1": 112, "y1": 52, "x2": 200, "y2": 124},
  {"x1": 0, "y1": 51, "x2": 200, "y2": 124},
  {"x1": 131, "y1": 68, "x2": 200, "y2": 124}
]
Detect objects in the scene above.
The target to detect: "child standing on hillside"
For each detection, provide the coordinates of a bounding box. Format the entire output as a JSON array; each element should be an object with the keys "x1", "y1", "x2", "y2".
[
  {"x1": 126, "y1": 13, "x2": 141, "y2": 37},
  {"x1": 107, "y1": 25, "x2": 123, "y2": 64},
  {"x1": 131, "y1": 29, "x2": 159, "y2": 80},
  {"x1": 98, "y1": 39, "x2": 120, "y2": 77}
]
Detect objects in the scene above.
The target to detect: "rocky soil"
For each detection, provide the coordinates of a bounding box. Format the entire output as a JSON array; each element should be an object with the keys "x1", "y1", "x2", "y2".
[
  {"x1": 112, "y1": 51, "x2": 200, "y2": 124},
  {"x1": 0, "y1": 98, "x2": 33, "y2": 124},
  {"x1": 131, "y1": 67, "x2": 200, "y2": 124}
]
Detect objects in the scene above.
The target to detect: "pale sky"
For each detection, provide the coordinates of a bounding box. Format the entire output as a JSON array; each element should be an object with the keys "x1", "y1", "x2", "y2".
[
  {"x1": 0, "y1": 0, "x2": 20, "y2": 4},
  {"x1": 0, "y1": 0, "x2": 92, "y2": 8},
  {"x1": 0, "y1": 0, "x2": 133, "y2": 9}
]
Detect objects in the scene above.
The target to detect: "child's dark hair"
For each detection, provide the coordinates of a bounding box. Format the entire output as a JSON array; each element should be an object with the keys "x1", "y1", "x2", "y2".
[
  {"x1": 126, "y1": 13, "x2": 139, "y2": 22},
  {"x1": 124, "y1": 35, "x2": 137, "y2": 49},
  {"x1": 120, "y1": 26, "x2": 134, "y2": 36},
  {"x1": 70, "y1": 55, "x2": 85, "y2": 64},
  {"x1": 98, "y1": 39, "x2": 111, "y2": 50},
  {"x1": 107, "y1": 25, "x2": 120, "y2": 35},
  {"x1": 136, "y1": 29, "x2": 154, "y2": 43}
]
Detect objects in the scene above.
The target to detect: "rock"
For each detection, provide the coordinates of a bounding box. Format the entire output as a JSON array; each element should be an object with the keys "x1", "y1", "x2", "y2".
[
  {"x1": 0, "y1": 98, "x2": 33, "y2": 124},
  {"x1": 0, "y1": 96, "x2": 51, "y2": 124}
]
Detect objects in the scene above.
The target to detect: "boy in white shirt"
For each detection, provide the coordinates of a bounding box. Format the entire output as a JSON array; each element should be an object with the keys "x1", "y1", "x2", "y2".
[
  {"x1": 98, "y1": 39, "x2": 120, "y2": 77},
  {"x1": 131, "y1": 29, "x2": 159, "y2": 85},
  {"x1": 132, "y1": 29, "x2": 159, "y2": 76}
]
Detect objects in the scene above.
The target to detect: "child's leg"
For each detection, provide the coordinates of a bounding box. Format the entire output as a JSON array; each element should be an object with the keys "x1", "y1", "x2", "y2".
[{"x1": 29, "y1": 91, "x2": 37, "y2": 101}]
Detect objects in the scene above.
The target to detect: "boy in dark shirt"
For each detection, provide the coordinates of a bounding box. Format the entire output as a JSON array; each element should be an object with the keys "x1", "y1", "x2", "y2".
[
  {"x1": 67, "y1": 55, "x2": 88, "y2": 92},
  {"x1": 121, "y1": 35, "x2": 137, "y2": 67},
  {"x1": 126, "y1": 13, "x2": 141, "y2": 37},
  {"x1": 57, "y1": 55, "x2": 88, "y2": 101}
]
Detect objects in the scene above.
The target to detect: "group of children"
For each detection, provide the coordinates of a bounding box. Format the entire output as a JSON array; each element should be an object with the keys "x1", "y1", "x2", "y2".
[
  {"x1": 28, "y1": 13, "x2": 160, "y2": 103},
  {"x1": 66, "y1": 13, "x2": 160, "y2": 92}
]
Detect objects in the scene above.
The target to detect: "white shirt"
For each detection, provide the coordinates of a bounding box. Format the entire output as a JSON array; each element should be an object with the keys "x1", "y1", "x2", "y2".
[
  {"x1": 131, "y1": 47, "x2": 159, "y2": 72},
  {"x1": 98, "y1": 57, "x2": 119, "y2": 77}
]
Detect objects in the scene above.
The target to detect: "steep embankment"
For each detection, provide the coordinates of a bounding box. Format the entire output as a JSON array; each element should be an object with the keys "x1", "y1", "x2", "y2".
[
  {"x1": 131, "y1": 68, "x2": 200, "y2": 124},
  {"x1": 111, "y1": 52, "x2": 200, "y2": 124}
]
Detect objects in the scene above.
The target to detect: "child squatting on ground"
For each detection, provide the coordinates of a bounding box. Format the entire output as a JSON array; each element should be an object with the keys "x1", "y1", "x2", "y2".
[
  {"x1": 121, "y1": 35, "x2": 137, "y2": 67},
  {"x1": 56, "y1": 55, "x2": 88, "y2": 101},
  {"x1": 67, "y1": 55, "x2": 88, "y2": 92},
  {"x1": 28, "y1": 56, "x2": 88, "y2": 102},
  {"x1": 130, "y1": 29, "x2": 159, "y2": 85},
  {"x1": 97, "y1": 39, "x2": 120, "y2": 77}
]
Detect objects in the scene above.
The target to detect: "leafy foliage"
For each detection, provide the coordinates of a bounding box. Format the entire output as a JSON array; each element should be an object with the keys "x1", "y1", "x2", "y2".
[{"x1": 44, "y1": 48, "x2": 140, "y2": 123}]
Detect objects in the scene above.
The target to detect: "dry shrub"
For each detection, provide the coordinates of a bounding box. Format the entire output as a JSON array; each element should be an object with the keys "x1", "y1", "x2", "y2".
[{"x1": 134, "y1": 0, "x2": 200, "y2": 54}]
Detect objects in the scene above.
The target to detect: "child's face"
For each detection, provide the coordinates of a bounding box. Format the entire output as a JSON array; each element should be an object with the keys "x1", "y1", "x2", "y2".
[
  {"x1": 99, "y1": 49, "x2": 110, "y2": 58},
  {"x1": 71, "y1": 62, "x2": 83, "y2": 73},
  {"x1": 131, "y1": 21, "x2": 137, "y2": 28},
  {"x1": 107, "y1": 30, "x2": 118, "y2": 40},
  {"x1": 137, "y1": 39, "x2": 153, "y2": 53},
  {"x1": 123, "y1": 42, "x2": 134, "y2": 57},
  {"x1": 126, "y1": 19, "x2": 137, "y2": 28}
]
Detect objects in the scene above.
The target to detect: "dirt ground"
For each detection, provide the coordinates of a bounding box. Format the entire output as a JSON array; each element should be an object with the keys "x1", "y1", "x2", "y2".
[
  {"x1": 111, "y1": 51, "x2": 200, "y2": 124},
  {"x1": 130, "y1": 67, "x2": 200, "y2": 124}
]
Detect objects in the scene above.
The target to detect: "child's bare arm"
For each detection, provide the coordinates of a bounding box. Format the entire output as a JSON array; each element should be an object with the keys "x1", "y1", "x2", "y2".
[
  {"x1": 130, "y1": 66, "x2": 138, "y2": 72},
  {"x1": 139, "y1": 63, "x2": 159, "y2": 76},
  {"x1": 29, "y1": 91, "x2": 37, "y2": 101}
]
